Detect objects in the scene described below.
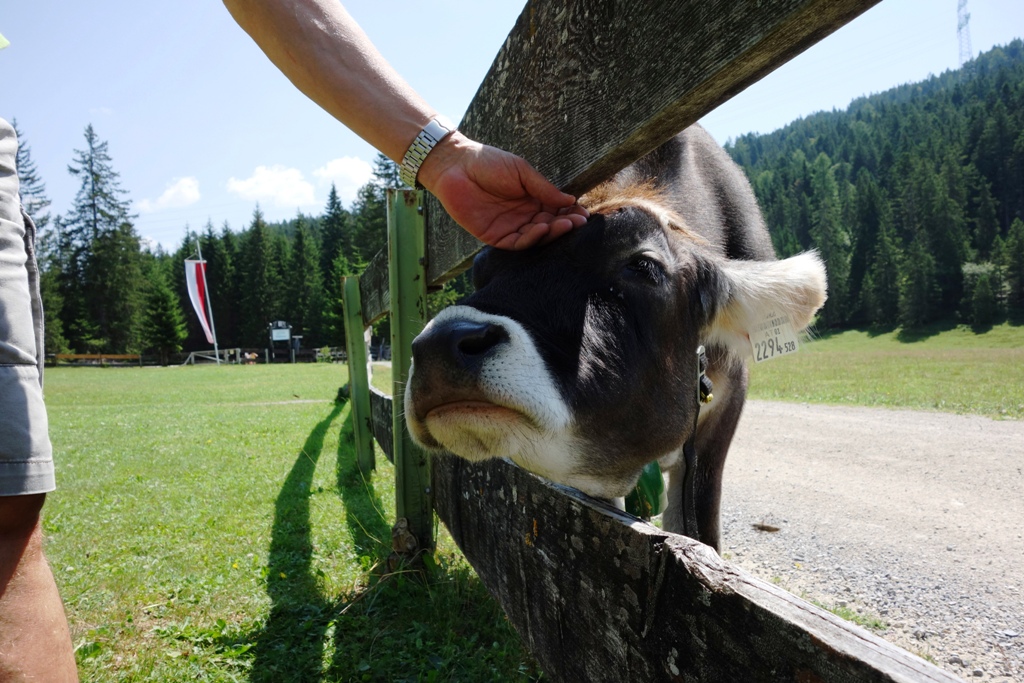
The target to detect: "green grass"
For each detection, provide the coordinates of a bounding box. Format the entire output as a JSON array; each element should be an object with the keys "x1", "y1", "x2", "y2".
[
  {"x1": 810, "y1": 600, "x2": 887, "y2": 633},
  {"x1": 748, "y1": 322, "x2": 1024, "y2": 419},
  {"x1": 43, "y1": 363, "x2": 540, "y2": 682}
]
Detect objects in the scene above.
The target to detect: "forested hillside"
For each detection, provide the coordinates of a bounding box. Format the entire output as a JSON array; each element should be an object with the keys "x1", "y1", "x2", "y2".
[{"x1": 725, "y1": 39, "x2": 1024, "y2": 329}]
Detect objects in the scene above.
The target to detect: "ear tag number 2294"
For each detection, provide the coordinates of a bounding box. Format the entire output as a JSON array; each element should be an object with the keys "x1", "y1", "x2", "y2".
[{"x1": 749, "y1": 310, "x2": 800, "y2": 363}]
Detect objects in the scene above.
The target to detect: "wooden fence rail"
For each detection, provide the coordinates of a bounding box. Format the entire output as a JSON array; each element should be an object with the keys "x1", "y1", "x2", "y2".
[
  {"x1": 340, "y1": 0, "x2": 962, "y2": 679},
  {"x1": 51, "y1": 353, "x2": 142, "y2": 366}
]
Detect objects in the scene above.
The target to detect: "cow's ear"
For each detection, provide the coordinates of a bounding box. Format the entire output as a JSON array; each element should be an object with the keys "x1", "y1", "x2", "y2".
[{"x1": 702, "y1": 251, "x2": 827, "y2": 356}]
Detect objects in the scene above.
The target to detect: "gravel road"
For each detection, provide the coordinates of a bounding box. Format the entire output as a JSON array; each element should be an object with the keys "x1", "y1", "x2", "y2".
[{"x1": 721, "y1": 401, "x2": 1024, "y2": 681}]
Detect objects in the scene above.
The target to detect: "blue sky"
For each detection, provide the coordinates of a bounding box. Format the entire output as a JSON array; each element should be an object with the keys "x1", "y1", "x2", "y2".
[{"x1": 2, "y1": 1, "x2": 1022, "y2": 252}]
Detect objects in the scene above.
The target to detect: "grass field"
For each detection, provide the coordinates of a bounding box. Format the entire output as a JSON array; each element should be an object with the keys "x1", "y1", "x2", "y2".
[
  {"x1": 748, "y1": 322, "x2": 1024, "y2": 419},
  {"x1": 43, "y1": 363, "x2": 539, "y2": 682},
  {"x1": 41, "y1": 322, "x2": 1022, "y2": 681}
]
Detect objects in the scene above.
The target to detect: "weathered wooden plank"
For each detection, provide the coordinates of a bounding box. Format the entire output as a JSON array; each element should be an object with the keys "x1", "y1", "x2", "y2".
[
  {"x1": 368, "y1": 386, "x2": 394, "y2": 464},
  {"x1": 433, "y1": 454, "x2": 960, "y2": 683},
  {"x1": 425, "y1": 0, "x2": 882, "y2": 285},
  {"x1": 342, "y1": 275, "x2": 374, "y2": 473},
  {"x1": 358, "y1": 247, "x2": 391, "y2": 326}
]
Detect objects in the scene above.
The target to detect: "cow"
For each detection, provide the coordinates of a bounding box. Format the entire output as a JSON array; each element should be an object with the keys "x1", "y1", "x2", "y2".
[{"x1": 404, "y1": 125, "x2": 826, "y2": 552}]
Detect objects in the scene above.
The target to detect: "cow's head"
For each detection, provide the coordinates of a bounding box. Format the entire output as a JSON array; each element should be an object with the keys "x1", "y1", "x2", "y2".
[{"x1": 405, "y1": 190, "x2": 825, "y2": 499}]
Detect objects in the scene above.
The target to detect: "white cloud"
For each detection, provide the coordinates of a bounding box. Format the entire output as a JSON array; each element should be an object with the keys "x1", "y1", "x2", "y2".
[
  {"x1": 313, "y1": 156, "x2": 373, "y2": 206},
  {"x1": 227, "y1": 165, "x2": 317, "y2": 208},
  {"x1": 136, "y1": 177, "x2": 201, "y2": 213}
]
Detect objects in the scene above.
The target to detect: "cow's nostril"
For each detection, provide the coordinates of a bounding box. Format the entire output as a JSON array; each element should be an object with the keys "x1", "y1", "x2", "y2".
[
  {"x1": 412, "y1": 319, "x2": 510, "y2": 375},
  {"x1": 456, "y1": 323, "x2": 509, "y2": 357}
]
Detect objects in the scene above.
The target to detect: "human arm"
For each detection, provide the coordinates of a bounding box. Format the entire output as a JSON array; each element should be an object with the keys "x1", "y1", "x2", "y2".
[{"x1": 222, "y1": 0, "x2": 588, "y2": 249}]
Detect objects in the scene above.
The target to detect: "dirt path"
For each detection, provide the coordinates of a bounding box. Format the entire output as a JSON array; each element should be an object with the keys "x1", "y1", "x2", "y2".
[{"x1": 721, "y1": 401, "x2": 1024, "y2": 681}]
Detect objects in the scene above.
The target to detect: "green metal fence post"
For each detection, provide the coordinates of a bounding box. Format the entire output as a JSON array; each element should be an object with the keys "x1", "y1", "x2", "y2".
[
  {"x1": 342, "y1": 274, "x2": 375, "y2": 475},
  {"x1": 387, "y1": 188, "x2": 433, "y2": 556}
]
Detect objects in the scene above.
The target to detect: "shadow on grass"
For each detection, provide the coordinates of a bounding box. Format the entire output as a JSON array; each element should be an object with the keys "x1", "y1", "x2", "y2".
[
  {"x1": 247, "y1": 401, "x2": 346, "y2": 683},
  {"x1": 244, "y1": 403, "x2": 539, "y2": 683},
  {"x1": 334, "y1": 411, "x2": 390, "y2": 562},
  {"x1": 894, "y1": 318, "x2": 959, "y2": 343},
  {"x1": 1005, "y1": 309, "x2": 1024, "y2": 327},
  {"x1": 816, "y1": 314, "x2": 1024, "y2": 341},
  {"x1": 864, "y1": 323, "x2": 899, "y2": 339}
]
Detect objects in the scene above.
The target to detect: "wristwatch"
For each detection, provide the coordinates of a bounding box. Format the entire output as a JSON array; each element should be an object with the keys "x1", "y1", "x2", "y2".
[{"x1": 399, "y1": 117, "x2": 456, "y2": 188}]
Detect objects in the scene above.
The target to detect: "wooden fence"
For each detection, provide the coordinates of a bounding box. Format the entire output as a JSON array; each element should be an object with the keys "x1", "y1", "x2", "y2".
[
  {"x1": 341, "y1": 1, "x2": 962, "y2": 680},
  {"x1": 50, "y1": 353, "x2": 142, "y2": 366}
]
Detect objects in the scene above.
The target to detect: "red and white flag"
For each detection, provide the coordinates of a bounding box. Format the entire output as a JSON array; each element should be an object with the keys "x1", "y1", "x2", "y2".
[{"x1": 184, "y1": 259, "x2": 214, "y2": 344}]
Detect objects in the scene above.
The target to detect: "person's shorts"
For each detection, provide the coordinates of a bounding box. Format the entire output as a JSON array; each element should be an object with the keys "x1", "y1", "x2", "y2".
[{"x1": 0, "y1": 118, "x2": 55, "y2": 496}]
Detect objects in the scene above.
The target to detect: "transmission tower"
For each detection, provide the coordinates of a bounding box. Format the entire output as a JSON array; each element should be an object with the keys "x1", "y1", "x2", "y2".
[{"x1": 957, "y1": 0, "x2": 973, "y2": 72}]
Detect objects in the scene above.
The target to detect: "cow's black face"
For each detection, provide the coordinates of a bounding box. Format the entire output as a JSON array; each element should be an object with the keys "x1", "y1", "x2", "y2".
[{"x1": 406, "y1": 207, "x2": 717, "y2": 498}]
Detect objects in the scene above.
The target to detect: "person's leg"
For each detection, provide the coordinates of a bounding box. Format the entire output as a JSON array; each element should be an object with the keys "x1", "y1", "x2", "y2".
[{"x1": 0, "y1": 493, "x2": 77, "y2": 682}]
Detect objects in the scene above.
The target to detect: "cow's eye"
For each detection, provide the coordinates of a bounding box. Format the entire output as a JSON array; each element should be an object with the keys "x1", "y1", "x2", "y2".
[{"x1": 625, "y1": 255, "x2": 665, "y2": 283}]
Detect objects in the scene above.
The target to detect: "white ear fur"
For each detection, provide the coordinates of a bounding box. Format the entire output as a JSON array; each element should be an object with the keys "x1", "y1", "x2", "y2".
[{"x1": 704, "y1": 251, "x2": 828, "y2": 356}]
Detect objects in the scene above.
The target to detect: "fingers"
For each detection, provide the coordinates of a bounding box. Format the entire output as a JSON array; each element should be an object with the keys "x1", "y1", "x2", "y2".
[
  {"x1": 494, "y1": 203, "x2": 590, "y2": 250},
  {"x1": 494, "y1": 222, "x2": 550, "y2": 250},
  {"x1": 533, "y1": 206, "x2": 588, "y2": 245},
  {"x1": 558, "y1": 204, "x2": 590, "y2": 220},
  {"x1": 556, "y1": 207, "x2": 590, "y2": 226},
  {"x1": 539, "y1": 217, "x2": 579, "y2": 245},
  {"x1": 515, "y1": 155, "x2": 578, "y2": 209}
]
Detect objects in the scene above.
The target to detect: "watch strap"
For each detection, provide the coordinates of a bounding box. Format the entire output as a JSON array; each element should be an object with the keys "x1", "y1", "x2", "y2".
[{"x1": 399, "y1": 118, "x2": 455, "y2": 188}]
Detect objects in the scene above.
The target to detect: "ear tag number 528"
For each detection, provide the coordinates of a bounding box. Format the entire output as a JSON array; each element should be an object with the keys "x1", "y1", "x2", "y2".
[{"x1": 749, "y1": 310, "x2": 800, "y2": 363}]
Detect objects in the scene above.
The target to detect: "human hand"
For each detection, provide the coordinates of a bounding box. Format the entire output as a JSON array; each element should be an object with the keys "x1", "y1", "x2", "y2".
[{"x1": 417, "y1": 132, "x2": 589, "y2": 250}]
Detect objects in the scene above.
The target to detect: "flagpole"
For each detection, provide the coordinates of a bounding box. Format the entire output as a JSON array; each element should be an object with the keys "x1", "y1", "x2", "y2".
[{"x1": 195, "y1": 235, "x2": 221, "y2": 365}]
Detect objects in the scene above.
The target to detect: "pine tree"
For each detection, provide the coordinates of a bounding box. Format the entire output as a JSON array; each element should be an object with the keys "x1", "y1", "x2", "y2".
[
  {"x1": 320, "y1": 184, "x2": 352, "y2": 277},
  {"x1": 967, "y1": 269, "x2": 999, "y2": 327},
  {"x1": 863, "y1": 220, "x2": 902, "y2": 326},
  {"x1": 142, "y1": 265, "x2": 187, "y2": 365},
  {"x1": 972, "y1": 179, "x2": 1000, "y2": 258},
  {"x1": 200, "y1": 222, "x2": 236, "y2": 347},
  {"x1": 286, "y1": 217, "x2": 324, "y2": 345},
  {"x1": 972, "y1": 100, "x2": 1015, "y2": 228},
  {"x1": 808, "y1": 153, "x2": 851, "y2": 326},
  {"x1": 86, "y1": 221, "x2": 145, "y2": 352},
  {"x1": 929, "y1": 157, "x2": 969, "y2": 310},
  {"x1": 373, "y1": 152, "x2": 402, "y2": 188},
  {"x1": 238, "y1": 207, "x2": 284, "y2": 346},
  {"x1": 63, "y1": 124, "x2": 134, "y2": 257},
  {"x1": 218, "y1": 223, "x2": 241, "y2": 346},
  {"x1": 38, "y1": 267, "x2": 70, "y2": 354},
  {"x1": 322, "y1": 250, "x2": 352, "y2": 347},
  {"x1": 60, "y1": 125, "x2": 141, "y2": 352},
  {"x1": 349, "y1": 182, "x2": 387, "y2": 263},
  {"x1": 172, "y1": 230, "x2": 202, "y2": 350},
  {"x1": 899, "y1": 234, "x2": 937, "y2": 328},
  {"x1": 344, "y1": 153, "x2": 399, "y2": 264},
  {"x1": 849, "y1": 169, "x2": 886, "y2": 322},
  {"x1": 1005, "y1": 218, "x2": 1024, "y2": 312}
]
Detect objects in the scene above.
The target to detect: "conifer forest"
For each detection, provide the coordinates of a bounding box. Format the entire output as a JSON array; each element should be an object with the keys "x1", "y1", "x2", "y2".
[{"x1": 15, "y1": 40, "x2": 1024, "y2": 360}]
